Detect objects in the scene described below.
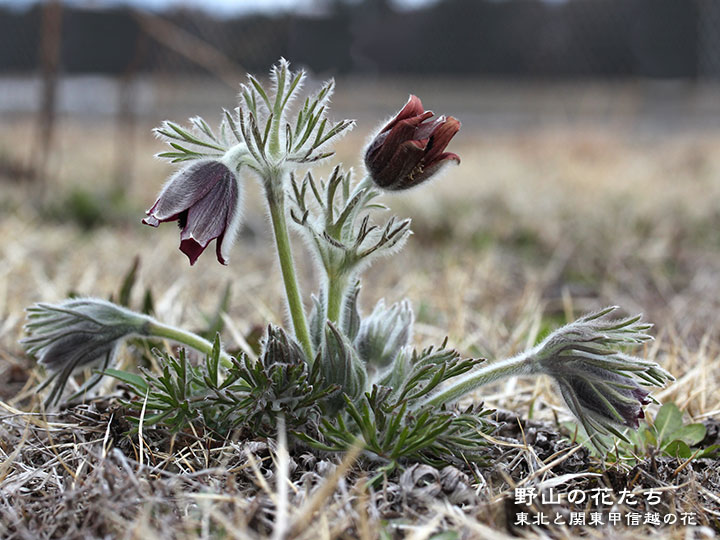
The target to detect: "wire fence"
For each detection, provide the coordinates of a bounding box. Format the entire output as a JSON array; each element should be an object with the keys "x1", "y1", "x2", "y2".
[
  {"x1": 2, "y1": 0, "x2": 719, "y2": 79},
  {"x1": 1, "y1": 0, "x2": 718, "y2": 188}
]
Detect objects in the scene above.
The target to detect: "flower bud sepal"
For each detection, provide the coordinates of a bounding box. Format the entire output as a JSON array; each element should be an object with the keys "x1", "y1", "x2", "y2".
[{"x1": 320, "y1": 322, "x2": 369, "y2": 414}]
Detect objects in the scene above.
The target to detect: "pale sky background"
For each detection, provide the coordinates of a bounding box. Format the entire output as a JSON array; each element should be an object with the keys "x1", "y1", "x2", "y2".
[{"x1": 0, "y1": 0, "x2": 445, "y2": 15}]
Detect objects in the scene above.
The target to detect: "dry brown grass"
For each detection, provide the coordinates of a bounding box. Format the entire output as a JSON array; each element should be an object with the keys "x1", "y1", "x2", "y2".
[{"x1": 1, "y1": 80, "x2": 719, "y2": 538}]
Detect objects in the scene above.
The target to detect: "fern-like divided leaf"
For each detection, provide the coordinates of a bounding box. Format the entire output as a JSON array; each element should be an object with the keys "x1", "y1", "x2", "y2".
[
  {"x1": 154, "y1": 119, "x2": 230, "y2": 163},
  {"x1": 296, "y1": 341, "x2": 496, "y2": 467},
  {"x1": 289, "y1": 166, "x2": 411, "y2": 279},
  {"x1": 109, "y1": 332, "x2": 339, "y2": 438},
  {"x1": 232, "y1": 327, "x2": 339, "y2": 437}
]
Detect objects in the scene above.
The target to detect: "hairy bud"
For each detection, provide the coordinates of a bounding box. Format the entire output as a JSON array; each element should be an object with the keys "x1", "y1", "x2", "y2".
[
  {"x1": 355, "y1": 299, "x2": 413, "y2": 374},
  {"x1": 260, "y1": 324, "x2": 307, "y2": 367},
  {"x1": 531, "y1": 307, "x2": 674, "y2": 448},
  {"x1": 321, "y1": 323, "x2": 368, "y2": 412},
  {"x1": 22, "y1": 298, "x2": 152, "y2": 406}
]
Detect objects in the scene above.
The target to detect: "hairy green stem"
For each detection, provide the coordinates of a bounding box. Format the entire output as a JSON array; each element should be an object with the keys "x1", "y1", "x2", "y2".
[
  {"x1": 147, "y1": 320, "x2": 234, "y2": 368},
  {"x1": 325, "y1": 272, "x2": 348, "y2": 325},
  {"x1": 324, "y1": 174, "x2": 373, "y2": 325},
  {"x1": 265, "y1": 182, "x2": 314, "y2": 362},
  {"x1": 417, "y1": 349, "x2": 540, "y2": 409}
]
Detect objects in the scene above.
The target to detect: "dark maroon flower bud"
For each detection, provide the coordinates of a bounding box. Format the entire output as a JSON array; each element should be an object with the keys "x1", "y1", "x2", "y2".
[
  {"x1": 558, "y1": 369, "x2": 652, "y2": 431},
  {"x1": 143, "y1": 160, "x2": 243, "y2": 265},
  {"x1": 364, "y1": 95, "x2": 460, "y2": 190}
]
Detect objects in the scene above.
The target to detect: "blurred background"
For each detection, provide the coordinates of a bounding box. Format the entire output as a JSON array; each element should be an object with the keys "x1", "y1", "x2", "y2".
[
  {"x1": 2, "y1": 0, "x2": 720, "y2": 416},
  {"x1": 3, "y1": 0, "x2": 720, "y2": 186}
]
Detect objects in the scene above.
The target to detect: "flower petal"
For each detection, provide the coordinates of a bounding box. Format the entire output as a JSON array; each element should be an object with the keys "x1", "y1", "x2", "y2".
[
  {"x1": 369, "y1": 114, "x2": 432, "y2": 169},
  {"x1": 216, "y1": 177, "x2": 243, "y2": 265},
  {"x1": 379, "y1": 94, "x2": 426, "y2": 133},
  {"x1": 407, "y1": 153, "x2": 459, "y2": 187},
  {"x1": 179, "y1": 205, "x2": 227, "y2": 264},
  {"x1": 178, "y1": 167, "x2": 237, "y2": 265},
  {"x1": 422, "y1": 117, "x2": 461, "y2": 165},
  {"x1": 374, "y1": 139, "x2": 426, "y2": 189},
  {"x1": 144, "y1": 161, "x2": 229, "y2": 224},
  {"x1": 179, "y1": 237, "x2": 208, "y2": 266}
]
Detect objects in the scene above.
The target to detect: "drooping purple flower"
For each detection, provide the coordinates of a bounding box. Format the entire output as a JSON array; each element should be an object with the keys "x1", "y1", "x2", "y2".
[
  {"x1": 528, "y1": 307, "x2": 673, "y2": 449},
  {"x1": 556, "y1": 367, "x2": 652, "y2": 431},
  {"x1": 143, "y1": 160, "x2": 243, "y2": 265},
  {"x1": 364, "y1": 95, "x2": 461, "y2": 191}
]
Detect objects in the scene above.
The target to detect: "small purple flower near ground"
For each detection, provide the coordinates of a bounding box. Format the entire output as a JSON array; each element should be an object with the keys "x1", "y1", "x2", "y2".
[
  {"x1": 556, "y1": 368, "x2": 652, "y2": 431},
  {"x1": 527, "y1": 306, "x2": 673, "y2": 447},
  {"x1": 364, "y1": 95, "x2": 461, "y2": 190},
  {"x1": 143, "y1": 160, "x2": 243, "y2": 265}
]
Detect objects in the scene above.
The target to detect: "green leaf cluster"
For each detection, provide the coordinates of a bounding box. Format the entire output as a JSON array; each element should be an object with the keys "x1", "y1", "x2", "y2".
[
  {"x1": 297, "y1": 340, "x2": 495, "y2": 467},
  {"x1": 647, "y1": 403, "x2": 717, "y2": 459},
  {"x1": 567, "y1": 402, "x2": 719, "y2": 462},
  {"x1": 108, "y1": 329, "x2": 336, "y2": 437},
  {"x1": 290, "y1": 166, "x2": 410, "y2": 281}
]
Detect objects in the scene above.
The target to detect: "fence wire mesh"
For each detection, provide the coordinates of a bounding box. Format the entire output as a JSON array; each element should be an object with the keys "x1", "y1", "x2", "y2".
[{"x1": 0, "y1": 0, "x2": 718, "y2": 187}]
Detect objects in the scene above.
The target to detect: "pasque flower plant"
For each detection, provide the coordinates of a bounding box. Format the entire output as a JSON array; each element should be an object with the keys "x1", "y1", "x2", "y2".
[{"x1": 23, "y1": 60, "x2": 673, "y2": 463}]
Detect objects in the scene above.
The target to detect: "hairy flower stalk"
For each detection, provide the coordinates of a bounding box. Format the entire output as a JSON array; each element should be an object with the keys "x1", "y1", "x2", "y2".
[
  {"x1": 246, "y1": 63, "x2": 352, "y2": 360},
  {"x1": 145, "y1": 319, "x2": 234, "y2": 367},
  {"x1": 418, "y1": 307, "x2": 674, "y2": 450},
  {"x1": 320, "y1": 175, "x2": 378, "y2": 325},
  {"x1": 265, "y1": 179, "x2": 314, "y2": 361},
  {"x1": 23, "y1": 298, "x2": 235, "y2": 406}
]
